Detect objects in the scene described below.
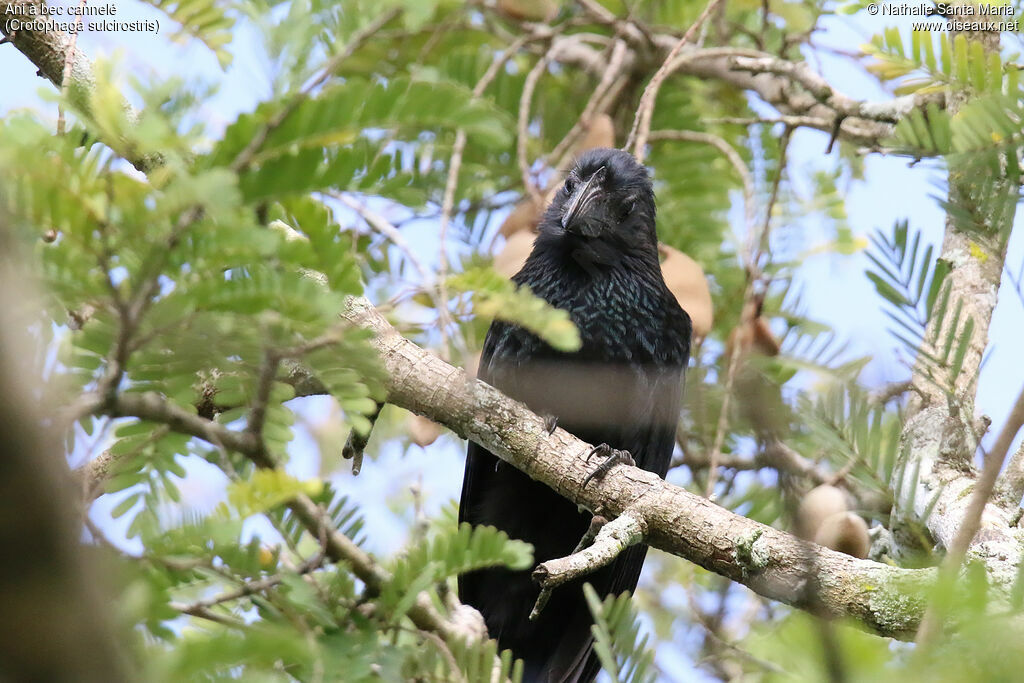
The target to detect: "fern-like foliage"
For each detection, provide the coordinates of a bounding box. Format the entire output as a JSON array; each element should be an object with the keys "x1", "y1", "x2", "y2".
[
  {"x1": 863, "y1": 219, "x2": 981, "y2": 393},
  {"x1": 867, "y1": 29, "x2": 1024, "y2": 185},
  {"x1": 865, "y1": 30, "x2": 1015, "y2": 96},
  {"x1": 583, "y1": 584, "x2": 658, "y2": 683},
  {"x1": 449, "y1": 265, "x2": 582, "y2": 351},
  {"x1": 141, "y1": 0, "x2": 236, "y2": 67},
  {"x1": 799, "y1": 383, "x2": 902, "y2": 502},
  {"x1": 382, "y1": 522, "x2": 533, "y2": 619}
]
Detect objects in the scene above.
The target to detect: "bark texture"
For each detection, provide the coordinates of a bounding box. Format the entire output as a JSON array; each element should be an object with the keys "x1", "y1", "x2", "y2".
[{"x1": 343, "y1": 297, "x2": 934, "y2": 639}]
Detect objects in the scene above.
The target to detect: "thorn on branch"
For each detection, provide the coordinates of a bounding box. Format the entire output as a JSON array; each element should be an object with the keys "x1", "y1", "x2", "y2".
[
  {"x1": 342, "y1": 401, "x2": 384, "y2": 475},
  {"x1": 826, "y1": 113, "x2": 847, "y2": 154}
]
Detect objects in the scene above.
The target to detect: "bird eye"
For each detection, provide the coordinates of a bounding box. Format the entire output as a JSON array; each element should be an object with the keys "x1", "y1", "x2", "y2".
[{"x1": 563, "y1": 178, "x2": 576, "y2": 195}]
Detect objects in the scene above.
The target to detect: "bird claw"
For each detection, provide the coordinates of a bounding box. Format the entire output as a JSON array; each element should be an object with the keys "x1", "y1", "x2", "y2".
[
  {"x1": 543, "y1": 414, "x2": 559, "y2": 436},
  {"x1": 582, "y1": 444, "x2": 635, "y2": 487}
]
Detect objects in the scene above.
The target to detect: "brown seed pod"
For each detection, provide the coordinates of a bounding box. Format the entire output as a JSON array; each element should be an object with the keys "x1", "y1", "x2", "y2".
[
  {"x1": 496, "y1": 0, "x2": 558, "y2": 21},
  {"x1": 408, "y1": 414, "x2": 443, "y2": 447},
  {"x1": 494, "y1": 230, "x2": 536, "y2": 278},
  {"x1": 750, "y1": 315, "x2": 781, "y2": 356},
  {"x1": 498, "y1": 196, "x2": 544, "y2": 238},
  {"x1": 814, "y1": 512, "x2": 870, "y2": 559},
  {"x1": 658, "y1": 244, "x2": 713, "y2": 340},
  {"x1": 575, "y1": 114, "x2": 615, "y2": 153},
  {"x1": 795, "y1": 484, "x2": 848, "y2": 539},
  {"x1": 796, "y1": 484, "x2": 870, "y2": 558},
  {"x1": 725, "y1": 298, "x2": 780, "y2": 360}
]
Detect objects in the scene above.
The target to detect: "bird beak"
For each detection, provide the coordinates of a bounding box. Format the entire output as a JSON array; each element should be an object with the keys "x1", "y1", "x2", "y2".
[{"x1": 561, "y1": 166, "x2": 607, "y2": 237}]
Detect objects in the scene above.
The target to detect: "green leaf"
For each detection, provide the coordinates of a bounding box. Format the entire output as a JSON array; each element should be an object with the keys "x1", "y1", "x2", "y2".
[
  {"x1": 141, "y1": 0, "x2": 235, "y2": 67},
  {"x1": 226, "y1": 470, "x2": 324, "y2": 516},
  {"x1": 583, "y1": 583, "x2": 657, "y2": 683},
  {"x1": 449, "y1": 266, "x2": 582, "y2": 351},
  {"x1": 112, "y1": 493, "x2": 142, "y2": 519}
]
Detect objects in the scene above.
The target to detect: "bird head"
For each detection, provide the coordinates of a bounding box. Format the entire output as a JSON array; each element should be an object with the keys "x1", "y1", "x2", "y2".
[{"x1": 545, "y1": 148, "x2": 656, "y2": 247}]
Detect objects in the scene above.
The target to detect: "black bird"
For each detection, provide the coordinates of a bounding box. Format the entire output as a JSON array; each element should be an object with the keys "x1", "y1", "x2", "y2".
[{"x1": 458, "y1": 148, "x2": 692, "y2": 682}]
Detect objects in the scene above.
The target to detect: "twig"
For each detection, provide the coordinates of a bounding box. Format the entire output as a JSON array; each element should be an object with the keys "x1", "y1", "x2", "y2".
[
  {"x1": 916, "y1": 391, "x2": 1024, "y2": 645},
  {"x1": 703, "y1": 114, "x2": 834, "y2": 129},
  {"x1": 625, "y1": 0, "x2": 726, "y2": 162},
  {"x1": 704, "y1": 329, "x2": 744, "y2": 498},
  {"x1": 517, "y1": 41, "x2": 563, "y2": 204},
  {"x1": 649, "y1": 129, "x2": 755, "y2": 231},
  {"x1": 688, "y1": 583, "x2": 786, "y2": 676},
  {"x1": 77, "y1": 426, "x2": 170, "y2": 504},
  {"x1": 401, "y1": 626, "x2": 467, "y2": 683},
  {"x1": 993, "y1": 385, "x2": 1024, "y2": 508},
  {"x1": 230, "y1": 8, "x2": 400, "y2": 173},
  {"x1": 575, "y1": 0, "x2": 648, "y2": 46},
  {"x1": 529, "y1": 514, "x2": 607, "y2": 620},
  {"x1": 334, "y1": 192, "x2": 466, "y2": 363},
  {"x1": 705, "y1": 129, "x2": 791, "y2": 497},
  {"x1": 436, "y1": 35, "x2": 530, "y2": 361},
  {"x1": 171, "y1": 602, "x2": 247, "y2": 627},
  {"x1": 532, "y1": 511, "x2": 645, "y2": 589},
  {"x1": 868, "y1": 379, "x2": 913, "y2": 405},
  {"x1": 173, "y1": 554, "x2": 327, "y2": 615},
  {"x1": 728, "y1": 55, "x2": 833, "y2": 102},
  {"x1": 546, "y1": 38, "x2": 628, "y2": 166},
  {"x1": 334, "y1": 194, "x2": 433, "y2": 284},
  {"x1": 749, "y1": 126, "x2": 791, "y2": 273},
  {"x1": 98, "y1": 390, "x2": 492, "y2": 650},
  {"x1": 246, "y1": 349, "x2": 281, "y2": 440}
]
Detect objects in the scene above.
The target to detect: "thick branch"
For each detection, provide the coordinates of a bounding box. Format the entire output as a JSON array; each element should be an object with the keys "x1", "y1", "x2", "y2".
[
  {"x1": 342, "y1": 297, "x2": 932, "y2": 638},
  {"x1": 993, "y1": 385, "x2": 1024, "y2": 509},
  {"x1": 893, "y1": 24, "x2": 1019, "y2": 594},
  {"x1": 552, "y1": 35, "x2": 940, "y2": 149},
  {"x1": 1, "y1": 1, "x2": 93, "y2": 89}
]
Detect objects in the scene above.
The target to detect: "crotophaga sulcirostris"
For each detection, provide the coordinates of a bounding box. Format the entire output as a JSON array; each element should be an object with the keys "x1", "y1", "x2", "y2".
[{"x1": 458, "y1": 148, "x2": 692, "y2": 682}]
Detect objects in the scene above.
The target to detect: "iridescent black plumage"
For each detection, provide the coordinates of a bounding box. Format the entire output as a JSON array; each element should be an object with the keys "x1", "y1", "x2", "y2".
[{"x1": 458, "y1": 149, "x2": 692, "y2": 682}]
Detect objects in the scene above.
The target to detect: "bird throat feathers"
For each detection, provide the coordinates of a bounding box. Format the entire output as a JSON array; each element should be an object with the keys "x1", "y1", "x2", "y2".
[{"x1": 531, "y1": 211, "x2": 660, "y2": 280}]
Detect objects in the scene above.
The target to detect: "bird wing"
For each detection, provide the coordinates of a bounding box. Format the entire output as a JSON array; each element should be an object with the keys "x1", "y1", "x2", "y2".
[
  {"x1": 459, "y1": 298, "x2": 690, "y2": 683},
  {"x1": 457, "y1": 317, "x2": 524, "y2": 527}
]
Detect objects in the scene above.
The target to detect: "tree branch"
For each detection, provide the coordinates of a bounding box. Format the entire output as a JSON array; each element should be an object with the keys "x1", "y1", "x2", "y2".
[
  {"x1": 98, "y1": 391, "x2": 490, "y2": 653},
  {"x1": 533, "y1": 511, "x2": 645, "y2": 589},
  {"x1": 553, "y1": 35, "x2": 941, "y2": 149},
  {"x1": 625, "y1": 0, "x2": 725, "y2": 161},
  {"x1": 1, "y1": 1, "x2": 93, "y2": 90},
  {"x1": 892, "y1": 24, "x2": 1019, "y2": 599},
  {"x1": 340, "y1": 297, "x2": 933, "y2": 639},
  {"x1": 83, "y1": 296, "x2": 936, "y2": 638},
  {"x1": 993, "y1": 384, "x2": 1024, "y2": 509}
]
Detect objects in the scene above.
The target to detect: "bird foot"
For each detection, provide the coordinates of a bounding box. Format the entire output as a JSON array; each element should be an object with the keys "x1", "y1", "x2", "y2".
[
  {"x1": 583, "y1": 444, "x2": 634, "y2": 487},
  {"x1": 543, "y1": 414, "x2": 559, "y2": 435}
]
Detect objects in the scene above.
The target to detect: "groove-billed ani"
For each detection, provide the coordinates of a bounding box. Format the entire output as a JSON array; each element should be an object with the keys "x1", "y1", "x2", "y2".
[{"x1": 459, "y1": 148, "x2": 692, "y2": 682}]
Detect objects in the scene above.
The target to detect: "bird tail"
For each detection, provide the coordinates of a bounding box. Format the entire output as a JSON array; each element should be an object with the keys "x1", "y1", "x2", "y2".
[{"x1": 520, "y1": 615, "x2": 599, "y2": 683}]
